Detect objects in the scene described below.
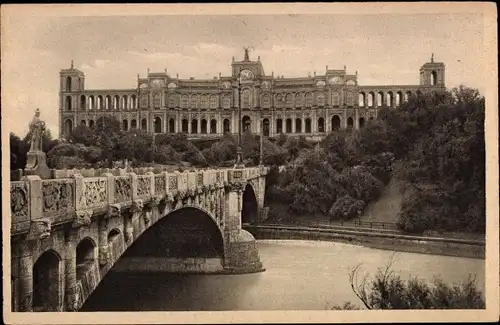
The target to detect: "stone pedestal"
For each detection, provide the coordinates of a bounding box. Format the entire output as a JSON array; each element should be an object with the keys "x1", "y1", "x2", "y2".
[
  {"x1": 224, "y1": 230, "x2": 264, "y2": 274},
  {"x1": 24, "y1": 151, "x2": 51, "y2": 180}
]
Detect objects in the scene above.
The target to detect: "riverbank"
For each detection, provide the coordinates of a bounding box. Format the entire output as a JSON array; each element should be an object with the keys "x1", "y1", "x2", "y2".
[{"x1": 244, "y1": 225, "x2": 485, "y2": 259}]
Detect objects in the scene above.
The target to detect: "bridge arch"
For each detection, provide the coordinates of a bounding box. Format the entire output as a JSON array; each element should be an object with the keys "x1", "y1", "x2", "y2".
[
  {"x1": 33, "y1": 249, "x2": 63, "y2": 311},
  {"x1": 121, "y1": 206, "x2": 226, "y2": 263},
  {"x1": 242, "y1": 183, "x2": 259, "y2": 224}
]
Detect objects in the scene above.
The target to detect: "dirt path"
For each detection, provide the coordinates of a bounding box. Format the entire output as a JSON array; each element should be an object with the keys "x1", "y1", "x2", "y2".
[{"x1": 360, "y1": 178, "x2": 404, "y2": 223}]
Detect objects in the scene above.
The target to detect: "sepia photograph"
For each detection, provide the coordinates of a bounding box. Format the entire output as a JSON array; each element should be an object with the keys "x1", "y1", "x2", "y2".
[{"x1": 2, "y1": 3, "x2": 498, "y2": 324}]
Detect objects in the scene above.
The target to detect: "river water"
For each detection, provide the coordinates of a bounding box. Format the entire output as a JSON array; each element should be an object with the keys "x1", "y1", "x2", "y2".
[{"x1": 82, "y1": 240, "x2": 484, "y2": 311}]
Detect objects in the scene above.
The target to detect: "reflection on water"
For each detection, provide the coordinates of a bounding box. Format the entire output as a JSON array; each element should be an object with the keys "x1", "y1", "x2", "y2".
[{"x1": 81, "y1": 240, "x2": 484, "y2": 311}]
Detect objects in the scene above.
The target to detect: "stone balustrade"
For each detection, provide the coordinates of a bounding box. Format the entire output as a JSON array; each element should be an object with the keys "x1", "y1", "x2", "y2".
[{"x1": 10, "y1": 166, "x2": 268, "y2": 237}]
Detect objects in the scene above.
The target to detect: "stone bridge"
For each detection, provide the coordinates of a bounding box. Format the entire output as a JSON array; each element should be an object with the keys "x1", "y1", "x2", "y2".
[{"x1": 10, "y1": 166, "x2": 269, "y2": 312}]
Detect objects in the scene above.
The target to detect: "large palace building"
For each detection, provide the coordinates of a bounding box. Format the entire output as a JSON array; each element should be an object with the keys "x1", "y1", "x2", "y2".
[{"x1": 59, "y1": 50, "x2": 445, "y2": 140}]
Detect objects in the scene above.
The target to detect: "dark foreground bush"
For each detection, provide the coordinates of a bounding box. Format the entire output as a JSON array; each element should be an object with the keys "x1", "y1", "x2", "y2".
[{"x1": 332, "y1": 254, "x2": 485, "y2": 310}]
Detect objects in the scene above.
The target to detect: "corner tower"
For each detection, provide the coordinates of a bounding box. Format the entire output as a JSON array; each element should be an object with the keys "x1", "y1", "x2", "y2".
[
  {"x1": 59, "y1": 60, "x2": 85, "y2": 137},
  {"x1": 419, "y1": 53, "x2": 445, "y2": 87}
]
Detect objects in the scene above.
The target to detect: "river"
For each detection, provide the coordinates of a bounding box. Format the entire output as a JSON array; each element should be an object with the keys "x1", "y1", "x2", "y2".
[{"x1": 81, "y1": 240, "x2": 484, "y2": 311}]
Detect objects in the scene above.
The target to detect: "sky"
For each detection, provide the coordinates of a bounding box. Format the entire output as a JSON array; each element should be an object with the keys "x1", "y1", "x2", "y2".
[{"x1": 1, "y1": 4, "x2": 489, "y2": 137}]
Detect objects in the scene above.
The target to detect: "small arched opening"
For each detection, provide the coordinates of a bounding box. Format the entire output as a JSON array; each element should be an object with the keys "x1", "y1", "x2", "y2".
[
  {"x1": 169, "y1": 118, "x2": 176, "y2": 133},
  {"x1": 66, "y1": 76, "x2": 72, "y2": 92},
  {"x1": 210, "y1": 119, "x2": 217, "y2": 134},
  {"x1": 223, "y1": 118, "x2": 230, "y2": 134},
  {"x1": 396, "y1": 91, "x2": 403, "y2": 106},
  {"x1": 359, "y1": 92, "x2": 366, "y2": 107},
  {"x1": 64, "y1": 119, "x2": 73, "y2": 136},
  {"x1": 182, "y1": 119, "x2": 189, "y2": 133},
  {"x1": 76, "y1": 238, "x2": 97, "y2": 291},
  {"x1": 305, "y1": 118, "x2": 311, "y2": 133},
  {"x1": 347, "y1": 117, "x2": 354, "y2": 130},
  {"x1": 80, "y1": 95, "x2": 86, "y2": 110},
  {"x1": 88, "y1": 96, "x2": 94, "y2": 110},
  {"x1": 113, "y1": 95, "x2": 119, "y2": 110},
  {"x1": 33, "y1": 250, "x2": 61, "y2": 311},
  {"x1": 105, "y1": 95, "x2": 112, "y2": 110},
  {"x1": 201, "y1": 119, "x2": 208, "y2": 134},
  {"x1": 108, "y1": 229, "x2": 124, "y2": 261},
  {"x1": 331, "y1": 115, "x2": 341, "y2": 131},
  {"x1": 191, "y1": 119, "x2": 198, "y2": 134},
  {"x1": 122, "y1": 119, "x2": 128, "y2": 131},
  {"x1": 368, "y1": 92, "x2": 375, "y2": 107},
  {"x1": 242, "y1": 184, "x2": 259, "y2": 225},
  {"x1": 386, "y1": 92, "x2": 394, "y2": 107},
  {"x1": 130, "y1": 95, "x2": 137, "y2": 109},
  {"x1": 431, "y1": 71, "x2": 438, "y2": 86},
  {"x1": 285, "y1": 118, "x2": 292, "y2": 133},
  {"x1": 65, "y1": 96, "x2": 72, "y2": 111},
  {"x1": 276, "y1": 118, "x2": 283, "y2": 134},
  {"x1": 262, "y1": 118, "x2": 270, "y2": 137},
  {"x1": 242, "y1": 115, "x2": 251, "y2": 133},
  {"x1": 377, "y1": 92, "x2": 384, "y2": 107},
  {"x1": 318, "y1": 117, "x2": 325, "y2": 133},
  {"x1": 154, "y1": 117, "x2": 162, "y2": 133},
  {"x1": 130, "y1": 119, "x2": 137, "y2": 129},
  {"x1": 295, "y1": 118, "x2": 302, "y2": 133}
]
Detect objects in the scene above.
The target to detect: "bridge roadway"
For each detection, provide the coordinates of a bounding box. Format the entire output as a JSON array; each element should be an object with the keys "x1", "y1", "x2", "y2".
[{"x1": 9, "y1": 166, "x2": 269, "y2": 312}]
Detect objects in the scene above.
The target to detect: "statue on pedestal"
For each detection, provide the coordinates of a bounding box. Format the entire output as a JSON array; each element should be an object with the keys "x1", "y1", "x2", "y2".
[{"x1": 24, "y1": 109, "x2": 51, "y2": 179}]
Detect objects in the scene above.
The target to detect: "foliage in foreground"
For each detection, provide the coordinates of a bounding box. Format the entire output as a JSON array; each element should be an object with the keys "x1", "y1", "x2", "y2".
[{"x1": 331, "y1": 254, "x2": 485, "y2": 310}]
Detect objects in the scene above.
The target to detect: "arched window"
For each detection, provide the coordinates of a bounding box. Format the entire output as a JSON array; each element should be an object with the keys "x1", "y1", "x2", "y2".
[
  {"x1": 130, "y1": 95, "x2": 137, "y2": 109},
  {"x1": 242, "y1": 115, "x2": 251, "y2": 132},
  {"x1": 431, "y1": 71, "x2": 438, "y2": 86},
  {"x1": 201, "y1": 119, "x2": 208, "y2": 134},
  {"x1": 275, "y1": 94, "x2": 284, "y2": 108},
  {"x1": 154, "y1": 117, "x2": 162, "y2": 133},
  {"x1": 305, "y1": 118, "x2": 311, "y2": 133},
  {"x1": 33, "y1": 250, "x2": 61, "y2": 311},
  {"x1": 347, "y1": 117, "x2": 354, "y2": 129},
  {"x1": 66, "y1": 76, "x2": 72, "y2": 92},
  {"x1": 169, "y1": 118, "x2": 175, "y2": 133},
  {"x1": 97, "y1": 95, "x2": 103, "y2": 110},
  {"x1": 263, "y1": 118, "x2": 270, "y2": 136},
  {"x1": 377, "y1": 92, "x2": 384, "y2": 107},
  {"x1": 346, "y1": 92, "x2": 354, "y2": 106},
  {"x1": 65, "y1": 96, "x2": 72, "y2": 111},
  {"x1": 261, "y1": 94, "x2": 270, "y2": 109},
  {"x1": 295, "y1": 93, "x2": 303, "y2": 108},
  {"x1": 191, "y1": 119, "x2": 198, "y2": 134},
  {"x1": 181, "y1": 95, "x2": 189, "y2": 109},
  {"x1": 332, "y1": 115, "x2": 341, "y2": 131},
  {"x1": 88, "y1": 96, "x2": 94, "y2": 110},
  {"x1": 210, "y1": 119, "x2": 217, "y2": 134},
  {"x1": 332, "y1": 92, "x2": 340, "y2": 106},
  {"x1": 276, "y1": 118, "x2": 283, "y2": 134},
  {"x1": 64, "y1": 119, "x2": 73, "y2": 136},
  {"x1": 130, "y1": 119, "x2": 137, "y2": 129},
  {"x1": 359, "y1": 93, "x2": 366, "y2": 107},
  {"x1": 113, "y1": 95, "x2": 119, "y2": 109},
  {"x1": 168, "y1": 95, "x2": 176, "y2": 108},
  {"x1": 305, "y1": 93, "x2": 313, "y2": 108},
  {"x1": 396, "y1": 91, "x2": 403, "y2": 106},
  {"x1": 209, "y1": 95, "x2": 218, "y2": 109},
  {"x1": 106, "y1": 95, "x2": 112, "y2": 110},
  {"x1": 285, "y1": 93, "x2": 293, "y2": 108},
  {"x1": 222, "y1": 94, "x2": 231, "y2": 108},
  {"x1": 285, "y1": 118, "x2": 292, "y2": 133},
  {"x1": 89, "y1": 120, "x2": 95, "y2": 129},
  {"x1": 200, "y1": 95, "x2": 208, "y2": 109},
  {"x1": 318, "y1": 118, "x2": 325, "y2": 133},
  {"x1": 153, "y1": 93, "x2": 161, "y2": 109},
  {"x1": 141, "y1": 94, "x2": 148, "y2": 109},
  {"x1": 295, "y1": 118, "x2": 302, "y2": 133},
  {"x1": 182, "y1": 119, "x2": 189, "y2": 133},
  {"x1": 122, "y1": 119, "x2": 128, "y2": 131},
  {"x1": 80, "y1": 95, "x2": 86, "y2": 110},
  {"x1": 190, "y1": 95, "x2": 199, "y2": 109},
  {"x1": 386, "y1": 92, "x2": 394, "y2": 107},
  {"x1": 122, "y1": 96, "x2": 128, "y2": 110},
  {"x1": 368, "y1": 92, "x2": 375, "y2": 107},
  {"x1": 223, "y1": 118, "x2": 230, "y2": 134},
  {"x1": 242, "y1": 89, "x2": 251, "y2": 109},
  {"x1": 316, "y1": 92, "x2": 325, "y2": 106},
  {"x1": 141, "y1": 118, "x2": 147, "y2": 130}
]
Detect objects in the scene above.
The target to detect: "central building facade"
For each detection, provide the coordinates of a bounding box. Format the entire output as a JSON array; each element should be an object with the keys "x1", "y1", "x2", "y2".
[{"x1": 59, "y1": 50, "x2": 445, "y2": 139}]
